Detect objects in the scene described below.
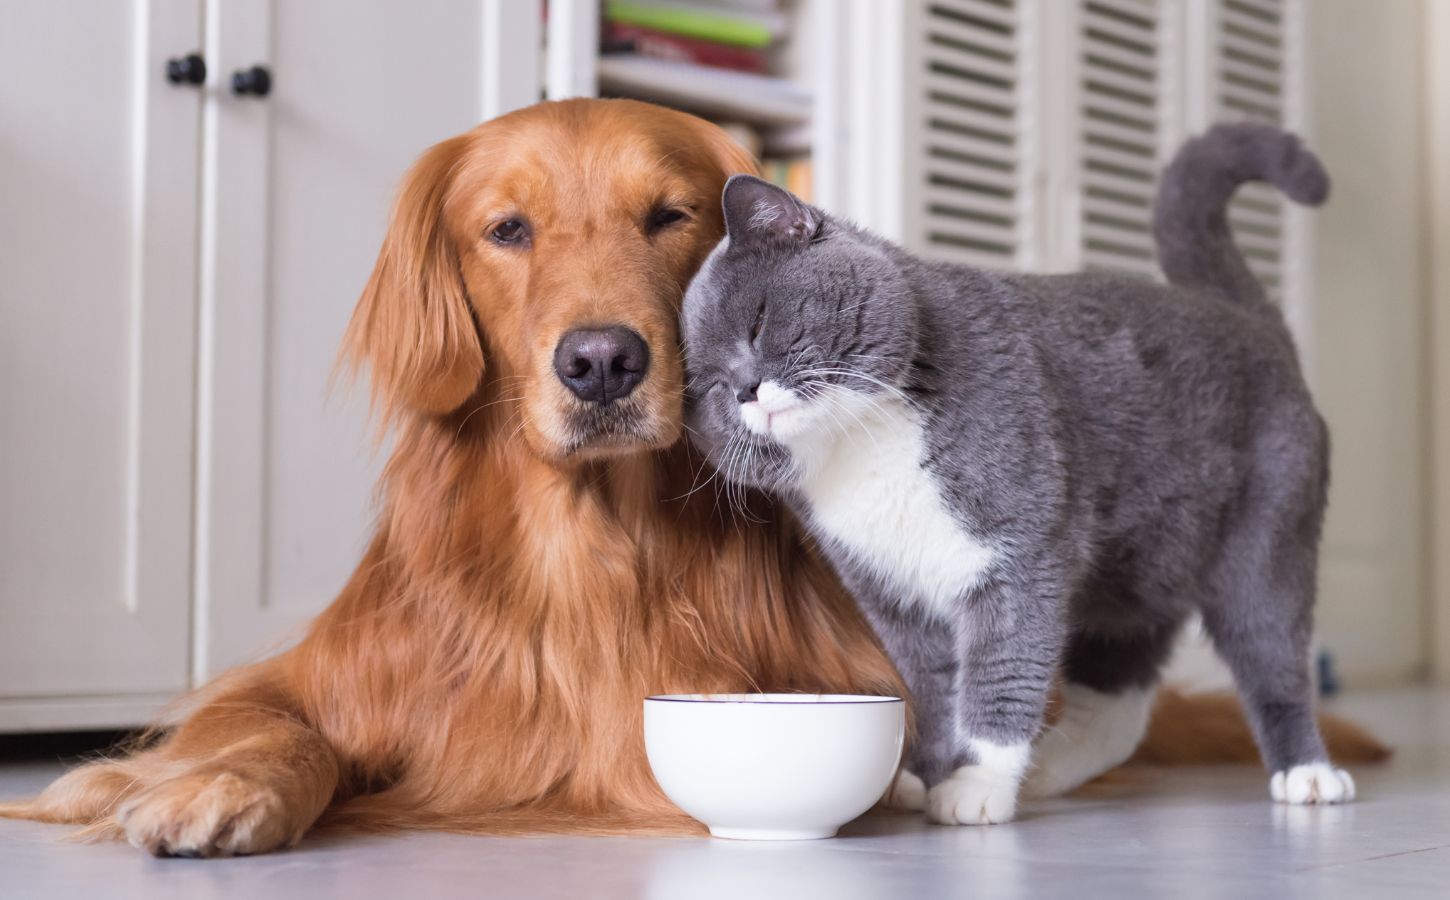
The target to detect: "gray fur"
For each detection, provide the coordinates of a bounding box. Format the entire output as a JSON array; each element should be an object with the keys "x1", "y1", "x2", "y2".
[{"x1": 682, "y1": 123, "x2": 1337, "y2": 786}]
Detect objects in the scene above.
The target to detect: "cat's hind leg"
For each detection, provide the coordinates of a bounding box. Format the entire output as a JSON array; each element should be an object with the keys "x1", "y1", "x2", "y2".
[
  {"x1": 1022, "y1": 622, "x2": 1178, "y2": 798},
  {"x1": 1199, "y1": 429, "x2": 1352, "y2": 804},
  {"x1": 1024, "y1": 683, "x2": 1153, "y2": 798},
  {"x1": 1201, "y1": 585, "x2": 1352, "y2": 803}
]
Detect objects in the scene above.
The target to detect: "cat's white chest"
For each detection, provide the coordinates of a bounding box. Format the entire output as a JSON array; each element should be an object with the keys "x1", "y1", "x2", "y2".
[{"x1": 786, "y1": 399, "x2": 996, "y2": 617}]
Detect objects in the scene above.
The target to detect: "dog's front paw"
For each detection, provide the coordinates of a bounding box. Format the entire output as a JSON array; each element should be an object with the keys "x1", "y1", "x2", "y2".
[
  {"x1": 882, "y1": 769, "x2": 926, "y2": 811},
  {"x1": 117, "y1": 769, "x2": 294, "y2": 857},
  {"x1": 1270, "y1": 763, "x2": 1355, "y2": 805},
  {"x1": 926, "y1": 766, "x2": 1019, "y2": 825}
]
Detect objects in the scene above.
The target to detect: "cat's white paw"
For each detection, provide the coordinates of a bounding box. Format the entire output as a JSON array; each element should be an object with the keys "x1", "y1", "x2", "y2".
[
  {"x1": 1270, "y1": 763, "x2": 1356, "y2": 805},
  {"x1": 927, "y1": 766, "x2": 1020, "y2": 825},
  {"x1": 882, "y1": 769, "x2": 926, "y2": 811}
]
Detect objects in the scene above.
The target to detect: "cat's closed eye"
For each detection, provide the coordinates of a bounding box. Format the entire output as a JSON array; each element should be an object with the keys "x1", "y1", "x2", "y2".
[{"x1": 749, "y1": 302, "x2": 766, "y2": 342}]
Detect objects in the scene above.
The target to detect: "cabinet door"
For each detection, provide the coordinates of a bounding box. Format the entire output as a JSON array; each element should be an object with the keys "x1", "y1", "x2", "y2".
[
  {"x1": 0, "y1": 1, "x2": 200, "y2": 702},
  {"x1": 194, "y1": 0, "x2": 507, "y2": 677}
]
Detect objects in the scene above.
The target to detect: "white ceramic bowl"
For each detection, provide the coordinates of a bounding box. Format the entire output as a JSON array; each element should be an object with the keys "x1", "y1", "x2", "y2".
[{"x1": 643, "y1": 693, "x2": 905, "y2": 840}]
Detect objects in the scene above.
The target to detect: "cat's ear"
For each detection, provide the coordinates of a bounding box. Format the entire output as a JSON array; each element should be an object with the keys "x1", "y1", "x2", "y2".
[{"x1": 721, "y1": 174, "x2": 817, "y2": 247}]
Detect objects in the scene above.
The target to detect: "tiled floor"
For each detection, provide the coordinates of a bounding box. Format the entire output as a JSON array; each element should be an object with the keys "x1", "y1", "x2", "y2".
[{"x1": 2, "y1": 686, "x2": 1447, "y2": 899}]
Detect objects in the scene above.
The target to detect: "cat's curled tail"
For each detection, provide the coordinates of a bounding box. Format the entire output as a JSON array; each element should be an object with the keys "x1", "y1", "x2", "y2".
[{"x1": 1153, "y1": 122, "x2": 1329, "y2": 303}]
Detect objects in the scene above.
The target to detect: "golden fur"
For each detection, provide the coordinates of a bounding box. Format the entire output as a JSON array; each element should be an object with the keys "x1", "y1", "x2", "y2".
[
  {"x1": 0, "y1": 99, "x2": 1384, "y2": 856},
  {"x1": 1133, "y1": 688, "x2": 1389, "y2": 766}
]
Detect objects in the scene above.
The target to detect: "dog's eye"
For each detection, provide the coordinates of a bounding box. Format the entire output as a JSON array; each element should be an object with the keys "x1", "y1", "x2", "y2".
[
  {"x1": 648, "y1": 207, "x2": 690, "y2": 233},
  {"x1": 491, "y1": 219, "x2": 528, "y2": 245}
]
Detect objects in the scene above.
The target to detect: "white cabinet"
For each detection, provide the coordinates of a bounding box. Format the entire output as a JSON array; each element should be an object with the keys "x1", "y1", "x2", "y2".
[
  {"x1": 192, "y1": 0, "x2": 496, "y2": 679},
  {"x1": 0, "y1": 1, "x2": 201, "y2": 718},
  {"x1": 0, "y1": 0, "x2": 540, "y2": 729}
]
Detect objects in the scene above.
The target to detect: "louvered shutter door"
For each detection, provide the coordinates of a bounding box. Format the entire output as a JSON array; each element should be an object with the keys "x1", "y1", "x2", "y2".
[
  {"x1": 880, "y1": 0, "x2": 1305, "y2": 296},
  {"x1": 900, "y1": 0, "x2": 1181, "y2": 277},
  {"x1": 1077, "y1": 0, "x2": 1177, "y2": 278},
  {"x1": 914, "y1": 0, "x2": 1036, "y2": 269}
]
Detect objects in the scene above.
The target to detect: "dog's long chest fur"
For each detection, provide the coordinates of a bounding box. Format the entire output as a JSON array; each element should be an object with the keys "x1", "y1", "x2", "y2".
[{"x1": 788, "y1": 398, "x2": 996, "y2": 617}]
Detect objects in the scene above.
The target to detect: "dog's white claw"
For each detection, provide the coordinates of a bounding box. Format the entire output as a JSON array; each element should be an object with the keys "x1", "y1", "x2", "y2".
[{"x1": 1270, "y1": 763, "x2": 1356, "y2": 804}]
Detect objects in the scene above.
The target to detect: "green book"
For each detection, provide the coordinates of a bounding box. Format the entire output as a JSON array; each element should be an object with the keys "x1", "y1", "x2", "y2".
[{"x1": 604, "y1": 1, "x2": 779, "y2": 49}]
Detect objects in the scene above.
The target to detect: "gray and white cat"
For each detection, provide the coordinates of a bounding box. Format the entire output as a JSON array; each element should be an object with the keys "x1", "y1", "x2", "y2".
[{"x1": 681, "y1": 124, "x2": 1353, "y2": 824}]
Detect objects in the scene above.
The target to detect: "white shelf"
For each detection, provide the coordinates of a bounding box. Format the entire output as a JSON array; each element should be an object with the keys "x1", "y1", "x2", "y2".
[{"x1": 597, "y1": 55, "x2": 812, "y2": 127}]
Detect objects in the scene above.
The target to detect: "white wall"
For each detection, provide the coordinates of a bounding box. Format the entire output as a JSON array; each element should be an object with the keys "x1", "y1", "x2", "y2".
[{"x1": 1308, "y1": 0, "x2": 1428, "y2": 684}]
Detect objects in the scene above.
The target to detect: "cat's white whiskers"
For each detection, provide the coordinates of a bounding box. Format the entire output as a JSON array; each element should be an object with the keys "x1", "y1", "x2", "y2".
[
  {"x1": 707, "y1": 444, "x2": 731, "y2": 522},
  {"x1": 725, "y1": 442, "x2": 747, "y2": 520},
  {"x1": 807, "y1": 366, "x2": 912, "y2": 403},
  {"x1": 717, "y1": 427, "x2": 765, "y2": 525},
  {"x1": 783, "y1": 343, "x2": 811, "y2": 374},
  {"x1": 716, "y1": 430, "x2": 743, "y2": 519},
  {"x1": 794, "y1": 365, "x2": 907, "y2": 402},
  {"x1": 816, "y1": 384, "x2": 888, "y2": 455},
  {"x1": 670, "y1": 443, "x2": 725, "y2": 506},
  {"x1": 807, "y1": 387, "x2": 855, "y2": 442},
  {"x1": 713, "y1": 436, "x2": 740, "y2": 521},
  {"x1": 820, "y1": 384, "x2": 885, "y2": 453}
]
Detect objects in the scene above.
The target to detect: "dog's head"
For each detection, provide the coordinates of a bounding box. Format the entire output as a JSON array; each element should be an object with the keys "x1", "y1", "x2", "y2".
[{"x1": 344, "y1": 99, "x2": 755, "y2": 462}]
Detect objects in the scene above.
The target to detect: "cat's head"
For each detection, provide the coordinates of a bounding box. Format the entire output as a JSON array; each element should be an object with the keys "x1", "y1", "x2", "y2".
[{"x1": 682, "y1": 175, "x2": 918, "y2": 491}]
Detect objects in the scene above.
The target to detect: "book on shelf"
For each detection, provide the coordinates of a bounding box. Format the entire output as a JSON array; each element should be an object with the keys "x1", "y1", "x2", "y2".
[
  {"x1": 701, "y1": 0, "x2": 781, "y2": 11},
  {"x1": 602, "y1": 1, "x2": 788, "y2": 49},
  {"x1": 597, "y1": 0, "x2": 811, "y2": 199},
  {"x1": 596, "y1": 55, "x2": 810, "y2": 126},
  {"x1": 762, "y1": 156, "x2": 812, "y2": 203},
  {"x1": 598, "y1": 0, "x2": 804, "y2": 121},
  {"x1": 602, "y1": 22, "x2": 768, "y2": 73},
  {"x1": 715, "y1": 121, "x2": 765, "y2": 159}
]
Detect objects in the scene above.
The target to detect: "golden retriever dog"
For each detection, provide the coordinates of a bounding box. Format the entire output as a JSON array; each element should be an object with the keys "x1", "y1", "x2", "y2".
[
  {"x1": 0, "y1": 99, "x2": 1384, "y2": 857},
  {"x1": 1, "y1": 99, "x2": 899, "y2": 856}
]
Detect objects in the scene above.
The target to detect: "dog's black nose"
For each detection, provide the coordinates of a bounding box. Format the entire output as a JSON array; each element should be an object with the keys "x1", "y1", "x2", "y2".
[{"x1": 553, "y1": 326, "x2": 651, "y2": 404}]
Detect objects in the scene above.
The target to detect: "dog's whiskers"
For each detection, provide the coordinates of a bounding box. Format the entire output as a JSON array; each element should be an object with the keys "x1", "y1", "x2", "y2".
[{"x1": 455, "y1": 393, "x2": 524, "y2": 440}]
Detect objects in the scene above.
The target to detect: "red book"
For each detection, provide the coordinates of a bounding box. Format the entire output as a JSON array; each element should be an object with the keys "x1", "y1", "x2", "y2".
[{"x1": 602, "y1": 22, "x2": 768, "y2": 74}]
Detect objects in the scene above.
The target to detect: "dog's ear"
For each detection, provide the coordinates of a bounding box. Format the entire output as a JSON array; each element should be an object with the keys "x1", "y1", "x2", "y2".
[{"x1": 342, "y1": 134, "x2": 484, "y2": 423}]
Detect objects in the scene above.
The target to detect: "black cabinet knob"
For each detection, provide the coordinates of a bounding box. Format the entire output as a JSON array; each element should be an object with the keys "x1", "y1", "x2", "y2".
[
  {"x1": 165, "y1": 53, "x2": 206, "y2": 86},
  {"x1": 231, "y1": 65, "x2": 272, "y2": 98}
]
